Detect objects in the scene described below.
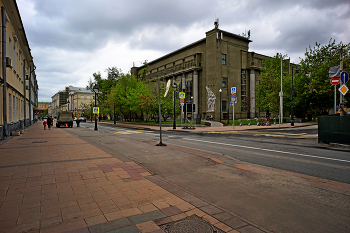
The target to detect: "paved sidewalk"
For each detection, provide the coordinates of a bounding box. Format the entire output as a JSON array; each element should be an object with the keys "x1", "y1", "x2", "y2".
[{"x1": 0, "y1": 123, "x2": 267, "y2": 233}]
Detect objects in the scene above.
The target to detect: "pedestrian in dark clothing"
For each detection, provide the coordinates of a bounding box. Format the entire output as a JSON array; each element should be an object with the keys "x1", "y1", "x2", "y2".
[{"x1": 47, "y1": 116, "x2": 52, "y2": 130}]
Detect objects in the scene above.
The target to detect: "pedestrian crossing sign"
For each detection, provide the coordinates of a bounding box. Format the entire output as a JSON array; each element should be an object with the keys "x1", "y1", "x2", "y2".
[
  {"x1": 93, "y1": 107, "x2": 99, "y2": 114},
  {"x1": 179, "y1": 92, "x2": 185, "y2": 99},
  {"x1": 231, "y1": 87, "x2": 236, "y2": 94}
]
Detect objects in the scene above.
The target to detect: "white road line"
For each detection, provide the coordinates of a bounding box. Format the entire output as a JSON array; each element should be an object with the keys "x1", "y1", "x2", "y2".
[{"x1": 182, "y1": 138, "x2": 350, "y2": 163}]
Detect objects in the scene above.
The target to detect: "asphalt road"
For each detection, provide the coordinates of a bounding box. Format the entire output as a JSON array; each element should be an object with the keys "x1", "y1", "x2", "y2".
[
  {"x1": 72, "y1": 122, "x2": 350, "y2": 233},
  {"x1": 79, "y1": 122, "x2": 350, "y2": 184}
]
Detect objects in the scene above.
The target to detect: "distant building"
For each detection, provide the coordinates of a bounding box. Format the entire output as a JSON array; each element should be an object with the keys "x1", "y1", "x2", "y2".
[
  {"x1": 0, "y1": 0, "x2": 38, "y2": 139},
  {"x1": 51, "y1": 86, "x2": 94, "y2": 117},
  {"x1": 33, "y1": 102, "x2": 51, "y2": 118},
  {"x1": 131, "y1": 25, "x2": 268, "y2": 121}
]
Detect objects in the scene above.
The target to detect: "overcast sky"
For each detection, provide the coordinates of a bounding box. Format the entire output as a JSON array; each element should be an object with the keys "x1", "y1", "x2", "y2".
[{"x1": 16, "y1": 0, "x2": 350, "y2": 102}]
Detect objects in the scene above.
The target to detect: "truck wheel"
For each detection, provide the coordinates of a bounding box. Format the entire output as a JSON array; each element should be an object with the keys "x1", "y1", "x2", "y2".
[{"x1": 56, "y1": 124, "x2": 60, "y2": 128}]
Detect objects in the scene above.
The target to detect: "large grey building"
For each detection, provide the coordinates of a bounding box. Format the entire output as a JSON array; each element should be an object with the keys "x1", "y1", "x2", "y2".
[{"x1": 131, "y1": 24, "x2": 269, "y2": 121}]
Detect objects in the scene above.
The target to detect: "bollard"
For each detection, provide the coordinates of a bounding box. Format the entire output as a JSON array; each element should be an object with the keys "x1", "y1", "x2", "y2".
[
  {"x1": 247, "y1": 119, "x2": 251, "y2": 126},
  {"x1": 273, "y1": 118, "x2": 276, "y2": 125},
  {"x1": 238, "y1": 119, "x2": 242, "y2": 126}
]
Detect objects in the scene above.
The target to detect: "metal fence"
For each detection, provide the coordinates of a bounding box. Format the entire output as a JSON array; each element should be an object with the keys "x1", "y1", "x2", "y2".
[{"x1": 318, "y1": 115, "x2": 350, "y2": 145}]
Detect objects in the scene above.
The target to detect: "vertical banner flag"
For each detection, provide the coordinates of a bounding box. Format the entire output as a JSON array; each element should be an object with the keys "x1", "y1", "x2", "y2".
[{"x1": 329, "y1": 65, "x2": 341, "y2": 78}]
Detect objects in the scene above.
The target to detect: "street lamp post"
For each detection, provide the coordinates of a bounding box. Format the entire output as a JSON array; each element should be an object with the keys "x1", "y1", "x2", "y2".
[
  {"x1": 219, "y1": 89, "x2": 222, "y2": 122},
  {"x1": 93, "y1": 84, "x2": 99, "y2": 131},
  {"x1": 173, "y1": 83, "x2": 177, "y2": 129}
]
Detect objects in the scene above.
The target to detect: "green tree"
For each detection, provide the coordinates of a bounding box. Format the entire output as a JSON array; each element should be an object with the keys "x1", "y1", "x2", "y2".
[
  {"x1": 297, "y1": 39, "x2": 350, "y2": 115},
  {"x1": 255, "y1": 53, "x2": 291, "y2": 115},
  {"x1": 256, "y1": 39, "x2": 350, "y2": 118}
]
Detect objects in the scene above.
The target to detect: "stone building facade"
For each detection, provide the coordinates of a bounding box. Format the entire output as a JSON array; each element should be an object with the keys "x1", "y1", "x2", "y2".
[
  {"x1": 131, "y1": 27, "x2": 268, "y2": 121},
  {"x1": 0, "y1": 0, "x2": 38, "y2": 139}
]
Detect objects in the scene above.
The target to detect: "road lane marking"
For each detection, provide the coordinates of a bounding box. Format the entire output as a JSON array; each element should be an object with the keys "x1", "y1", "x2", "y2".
[{"x1": 182, "y1": 138, "x2": 350, "y2": 163}]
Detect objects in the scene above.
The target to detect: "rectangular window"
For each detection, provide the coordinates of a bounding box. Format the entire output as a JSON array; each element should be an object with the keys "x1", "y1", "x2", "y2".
[
  {"x1": 81, "y1": 95, "x2": 84, "y2": 99},
  {"x1": 9, "y1": 94, "x2": 12, "y2": 122},
  {"x1": 222, "y1": 100, "x2": 227, "y2": 112},
  {"x1": 242, "y1": 91, "x2": 246, "y2": 95},
  {"x1": 13, "y1": 96, "x2": 15, "y2": 121},
  {"x1": 87, "y1": 96, "x2": 90, "y2": 99},
  {"x1": 185, "y1": 80, "x2": 192, "y2": 102},
  {"x1": 222, "y1": 77, "x2": 227, "y2": 88},
  {"x1": 242, "y1": 96, "x2": 246, "y2": 101},
  {"x1": 241, "y1": 79, "x2": 246, "y2": 84},
  {"x1": 222, "y1": 54, "x2": 226, "y2": 65},
  {"x1": 9, "y1": 38, "x2": 12, "y2": 60},
  {"x1": 16, "y1": 97, "x2": 19, "y2": 121},
  {"x1": 241, "y1": 85, "x2": 246, "y2": 90}
]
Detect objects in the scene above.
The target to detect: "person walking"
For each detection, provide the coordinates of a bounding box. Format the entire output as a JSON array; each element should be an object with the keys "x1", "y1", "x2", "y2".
[
  {"x1": 47, "y1": 116, "x2": 52, "y2": 130},
  {"x1": 43, "y1": 120, "x2": 47, "y2": 130}
]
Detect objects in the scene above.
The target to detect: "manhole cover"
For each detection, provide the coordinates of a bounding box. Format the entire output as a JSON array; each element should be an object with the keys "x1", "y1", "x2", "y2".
[
  {"x1": 160, "y1": 215, "x2": 224, "y2": 233},
  {"x1": 32, "y1": 141, "x2": 48, "y2": 143}
]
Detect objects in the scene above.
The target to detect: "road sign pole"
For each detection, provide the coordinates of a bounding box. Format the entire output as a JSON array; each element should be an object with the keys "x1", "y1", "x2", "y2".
[
  {"x1": 334, "y1": 84, "x2": 336, "y2": 114},
  {"x1": 340, "y1": 48, "x2": 343, "y2": 116},
  {"x1": 232, "y1": 101, "x2": 234, "y2": 130}
]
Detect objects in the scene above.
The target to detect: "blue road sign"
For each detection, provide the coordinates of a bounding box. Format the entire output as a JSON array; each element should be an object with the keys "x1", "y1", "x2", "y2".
[
  {"x1": 229, "y1": 102, "x2": 233, "y2": 106},
  {"x1": 340, "y1": 71, "x2": 349, "y2": 84}
]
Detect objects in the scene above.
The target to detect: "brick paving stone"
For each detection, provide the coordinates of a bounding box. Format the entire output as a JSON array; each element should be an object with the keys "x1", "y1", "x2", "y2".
[
  {"x1": 153, "y1": 216, "x2": 173, "y2": 226},
  {"x1": 100, "y1": 204, "x2": 121, "y2": 214},
  {"x1": 1, "y1": 220, "x2": 40, "y2": 233},
  {"x1": 88, "y1": 218, "x2": 133, "y2": 233},
  {"x1": 128, "y1": 210, "x2": 167, "y2": 225},
  {"x1": 40, "y1": 216, "x2": 63, "y2": 229},
  {"x1": 202, "y1": 214, "x2": 220, "y2": 225},
  {"x1": 185, "y1": 208, "x2": 206, "y2": 217},
  {"x1": 214, "y1": 222, "x2": 233, "y2": 232},
  {"x1": 66, "y1": 227, "x2": 90, "y2": 233},
  {"x1": 160, "y1": 206, "x2": 182, "y2": 216},
  {"x1": 40, "y1": 219, "x2": 87, "y2": 233},
  {"x1": 105, "y1": 208, "x2": 142, "y2": 221},
  {"x1": 136, "y1": 221, "x2": 161, "y2": 233},
  {"x1": 84, "y1": 214, "x2": 107, "y2": 226},
  {"x1": 138, "y1": 204, "x2": 158, "y2": 213},
  {"x1": 106, "y1": 225, "x2": 141, "y2": 233},
  {"x1": 150, "y1": 230, "x2": 165, "y2": 233},
  {"x1": 170, "y1": 213, "x2": 187, "y2": 222},
  {"x1": 152, "y1": 200, "x2": 170, "y2": 209}
]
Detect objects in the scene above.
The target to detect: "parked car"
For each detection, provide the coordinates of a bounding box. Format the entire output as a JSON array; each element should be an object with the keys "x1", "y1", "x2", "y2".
[{"x1": 79, "y1": 117, "x2": 86, "y2": 122}]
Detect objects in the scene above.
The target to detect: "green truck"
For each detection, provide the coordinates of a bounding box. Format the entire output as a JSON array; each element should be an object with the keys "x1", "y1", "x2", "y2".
[{"x1": 56, "y1": 111, "x2": 74, "y2": 128}]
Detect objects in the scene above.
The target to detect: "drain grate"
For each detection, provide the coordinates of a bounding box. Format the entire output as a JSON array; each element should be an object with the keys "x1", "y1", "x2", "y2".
[
  {"x1": 160, "y1": 215, "x2": 224, "y2": 233},
  {"x1": 32, "y1": 141, "x2": 48, "y2": 143}
]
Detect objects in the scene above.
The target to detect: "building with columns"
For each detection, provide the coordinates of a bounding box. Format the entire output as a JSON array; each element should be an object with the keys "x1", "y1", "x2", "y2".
[
  {"x1": 0, "y1": 0, "x2": 38, "y2": 139},
  {"x1": 131, "y1": 26, "x2": 268, "y2": 121}
]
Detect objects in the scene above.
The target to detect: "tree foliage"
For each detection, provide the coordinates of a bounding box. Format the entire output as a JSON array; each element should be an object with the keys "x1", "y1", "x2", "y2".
[{"x1": 255, "y1": 39, "x2": 350, "y2": 118}]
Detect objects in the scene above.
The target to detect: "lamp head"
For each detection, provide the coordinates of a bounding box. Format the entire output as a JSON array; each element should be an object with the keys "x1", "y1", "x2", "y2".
[
  {"x1": 93, "y1": 84, "x2": 99, "y2": 93},
  {"x1": 219, "y1": 89, "x2": 222, "y2": 93}
]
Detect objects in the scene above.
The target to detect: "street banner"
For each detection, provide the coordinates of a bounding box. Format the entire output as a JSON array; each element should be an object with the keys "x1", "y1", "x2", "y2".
[{"x1": 329, "y1": 65, "x2": 341, "y2": 78}]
